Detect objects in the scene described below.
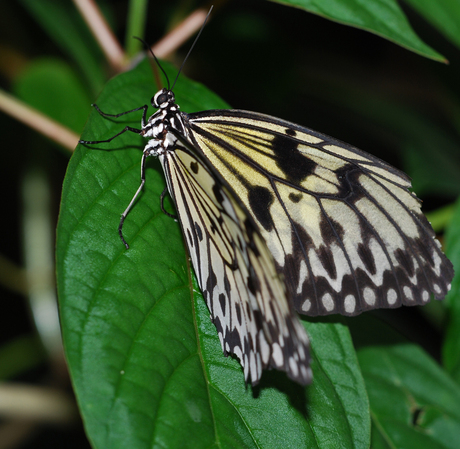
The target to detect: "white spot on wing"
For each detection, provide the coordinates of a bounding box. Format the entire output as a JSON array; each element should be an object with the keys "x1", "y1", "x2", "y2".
[
  {"x1": 432, "y1": 250, "x2": 442, "y2": 276},
  {"x1": 403, "y1": 286, "x2": 413, "y2": 301},
  {"x1": 344, "y1": 295, "x2": 356, "y2": 313},
  {"x1": 260, "y1": 331, "x2": 270, "y2": 364},
  {"x1": 363, "y1": 287, "x2": 376, "y2": 306},
  {"x1": 322, "y1": 293, "x2": 334, "y2": 312},
  {"x1": 272, "y1": 343, "x2": 283, "y2": 367},
  {"x1": 233, "y1": 345, "x2": 243, "y2": 362},
  {"x1": 302, "y1": 299, "x2": 312, "y2": 312},
  {"x1": 387, "y1": 289, "x2": 397, "y2": 305},
  {"x1": 289, "y1": 357, "x2": 299, "y2": 378},
  {"x1": 296, "y1": 260, "x2": 309, "y2": 294},
  {"x1": 300, "y1": 366, "x2": 312, "y2": 383}
]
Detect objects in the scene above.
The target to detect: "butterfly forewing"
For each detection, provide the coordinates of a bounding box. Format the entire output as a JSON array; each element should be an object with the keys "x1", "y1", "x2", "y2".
[
  {"x1": 159, "y1": 145, "x2": 311, "y2": 385},
  {"x1": 185, "y1": 110, "x2": 454, "y2": 317}
]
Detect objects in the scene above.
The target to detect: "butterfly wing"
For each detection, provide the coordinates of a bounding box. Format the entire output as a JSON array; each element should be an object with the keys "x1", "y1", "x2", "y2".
[
  {"x1": 159, "y1": 145, "x2": 311, "y2": 385},
  {"x1": 185, "y1": 109, "x2": 454, "y2": 317}
]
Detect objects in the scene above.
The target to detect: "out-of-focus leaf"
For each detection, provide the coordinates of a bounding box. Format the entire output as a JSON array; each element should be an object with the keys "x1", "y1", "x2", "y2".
[
  {"x1": 443, "y1": 197, "x2": 460, "y2": 382},
  {"x1": 358, "y1": 344, "x2": 460, "y2": 448},
  {"x1": 0, "y1": 335, "x2": 45, "y2": 379},
  {"x1": 303, "y1": 78, "x2": 460, "y2": 198},
  {"x1": 404, "y1": 0, "x2": 460, "y2": 51},
  {"x1": 18, "y1": 0, "x2": 105, "y2": 94},
  {"x1": 269, "y1": 0, "x2": 445, "y2": 61},
  {"x1": 13, "y1": 58, "x2": 91, "y2": 133}
]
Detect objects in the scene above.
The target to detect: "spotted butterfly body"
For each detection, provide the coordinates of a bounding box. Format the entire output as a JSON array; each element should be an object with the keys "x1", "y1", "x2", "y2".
[{"x1": 80, "y1": 84, "x2": 454, "y2": 386}]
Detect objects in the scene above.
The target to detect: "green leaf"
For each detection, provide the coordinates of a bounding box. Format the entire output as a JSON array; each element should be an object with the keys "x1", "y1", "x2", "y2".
[
  {"x1": 443, "y1": 197, "x2": 460, "y2": 382},
  {"x1": 358, "y1": 344, "x2": 460, "y2": 448},
  {"x1": 18, "y1": 0, "x2": 105, "y2": 94},
  {"x1": 125, "y1": 0, "x2": 149, "y2": 57},
  {"x1": 269, "y1": 0, "x2": 445, "y2": 61},
  {"x1": 56, "y1": 58, "x2": 369, "y2": 448},
  {"x1": 404, "y1": 0, "x2": 460, "y2": 51},
  {"x1": 0, "y1": 335, "x2": 45, "y2": 380},
  {"x1": 13, "y1": 57, "x2": 91, "y2": 133}
]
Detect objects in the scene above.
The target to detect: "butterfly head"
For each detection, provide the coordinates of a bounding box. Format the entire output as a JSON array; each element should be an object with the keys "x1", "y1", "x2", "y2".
[
  {"x1": 152, "y1": 88, "x2": 175, "y2": 109},
  {"x1": 142, "y1": 87, "x2": 186, "y2": 156}
]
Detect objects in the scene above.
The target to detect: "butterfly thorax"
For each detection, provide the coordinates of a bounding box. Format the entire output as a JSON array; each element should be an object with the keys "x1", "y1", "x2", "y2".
[{"x1": 141, "y1": 88, "x2": 187, "y2": 157}]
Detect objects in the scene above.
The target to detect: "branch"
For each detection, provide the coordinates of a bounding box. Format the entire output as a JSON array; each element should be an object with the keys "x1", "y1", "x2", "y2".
[
  {"x1": 0, "y1": 89, "x2": 79, "y2": 152},
  {"x1": 153, "y1": 7, "x2": 211, "y2": 58},
  {"x1": 73, "y1": 0, "x2": 126, "y2": 71}
]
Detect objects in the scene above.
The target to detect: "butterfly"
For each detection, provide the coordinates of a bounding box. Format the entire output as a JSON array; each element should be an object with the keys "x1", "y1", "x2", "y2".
[{"x1": 79, "y1": 32, "x2": 454, "y2": 387}]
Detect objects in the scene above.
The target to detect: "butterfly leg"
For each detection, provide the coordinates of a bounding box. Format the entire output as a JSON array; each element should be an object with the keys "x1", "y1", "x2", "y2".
[
  {"x1": 160, "y1": 187, "x2": 177, "y2": 220},
  {"x1": 79, "y1": 126, "x2": 143, "y2": 144},
  {"x1": 118, "y1": 151, "x2": 149, "y2": 249},
  {"x1": 79, "y1": 104, "x2": 151, "y2": 144},
  {"x1": 92, "y1": 103, "x2": 150, "y2": 127}
]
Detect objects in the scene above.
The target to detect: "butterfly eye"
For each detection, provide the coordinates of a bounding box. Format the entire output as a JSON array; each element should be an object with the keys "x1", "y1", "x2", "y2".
[
  {"x1": 153, "y1": 90, "x2": 171, "y2": 108},
  {"x1": 157, "y1": 94, "x2": 168, "y2": 105}
]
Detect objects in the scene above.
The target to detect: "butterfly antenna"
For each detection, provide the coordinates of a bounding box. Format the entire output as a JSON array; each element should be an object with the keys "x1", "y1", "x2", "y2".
[
  {"x1": 133, "y1": 36, "x2": 170, "y2": 90},
  {"x1": 171, "y1": 5, "x2": 213, "y2": 90}
]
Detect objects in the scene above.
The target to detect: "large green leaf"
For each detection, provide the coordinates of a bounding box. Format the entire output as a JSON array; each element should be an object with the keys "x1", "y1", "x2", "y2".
[
  {"x1": 269, "y1": 0, "x2": 445, "y2": 61},
  {"x1": 358, "y1": 344, "x2": 460, "y2": 448},
  {"x1": 56, "y1": 58, "x2": 369, "y2": 448}
]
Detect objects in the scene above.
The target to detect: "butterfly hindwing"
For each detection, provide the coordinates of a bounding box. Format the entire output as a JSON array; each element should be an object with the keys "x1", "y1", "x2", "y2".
[
  {"x1": 185, "y1": 109, "x2": 454, "y2": 316},
  {"x1": 159, "y1": 145, "x2": 311, "y2": 385}
]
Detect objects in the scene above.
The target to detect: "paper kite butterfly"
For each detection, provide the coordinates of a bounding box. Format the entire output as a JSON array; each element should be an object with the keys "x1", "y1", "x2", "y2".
[{"x1": 79, "y1": 22, "x2": 454, "y2": 386}]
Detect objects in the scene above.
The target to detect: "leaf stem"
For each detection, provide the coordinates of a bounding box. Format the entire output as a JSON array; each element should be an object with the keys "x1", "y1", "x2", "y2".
[
  {"x1": 0, "y1": 89, "x2": 79, "y2": 151},
  {"x1": 125, "y1": 0, "x2": 149, "y2": 57},
  {"x1": 72, "y1": 0, "x2": 126, "y2": 71},
  {"x1": 152, "y1": 7, "x2": 212, "y2": 58}
]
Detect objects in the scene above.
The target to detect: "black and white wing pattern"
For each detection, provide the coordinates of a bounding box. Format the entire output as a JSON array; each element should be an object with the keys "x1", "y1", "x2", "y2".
[
  {"x1": 159, "y1": 145, "x2": 311, "y2": 385},
  {"x1": 185, "y1": 110, "x2": 454, "y2": 317},
  {"x1": 81, "y1": 85, "x2": 453, "y2": 386}
]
